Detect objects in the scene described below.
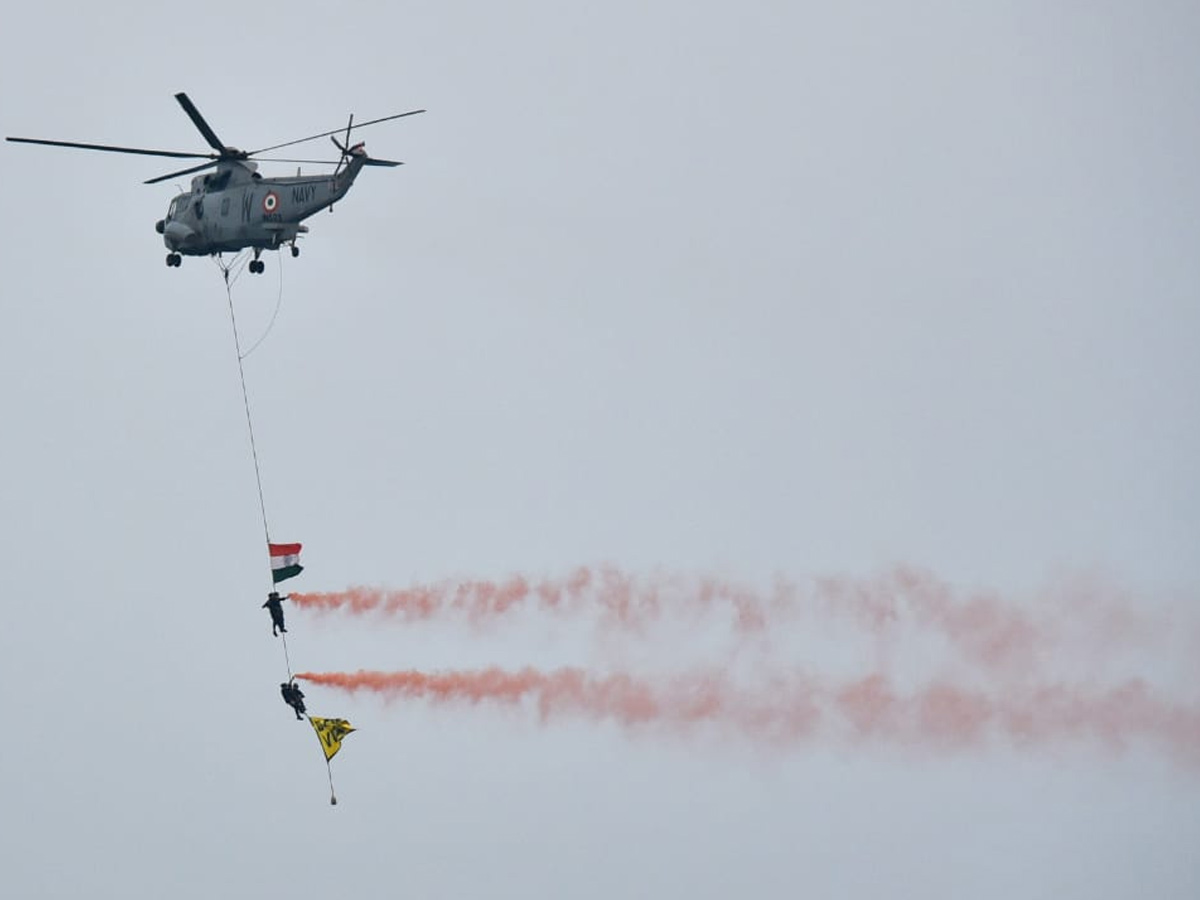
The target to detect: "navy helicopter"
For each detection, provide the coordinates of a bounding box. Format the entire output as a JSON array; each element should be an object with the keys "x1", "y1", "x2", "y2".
[{"x1": 7, "y1": 93, "x2": 424, "y2": 272}]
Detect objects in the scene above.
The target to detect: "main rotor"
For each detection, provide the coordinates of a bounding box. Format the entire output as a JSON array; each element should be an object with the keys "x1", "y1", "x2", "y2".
[{"x1": 6, "y1": 92, "x2": 425, "y2": 184}]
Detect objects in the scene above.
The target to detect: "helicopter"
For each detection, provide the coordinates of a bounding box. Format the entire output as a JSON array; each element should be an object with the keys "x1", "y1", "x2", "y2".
[{"x1": 6, "y1": 93, "x2": 424, "y2": 272}]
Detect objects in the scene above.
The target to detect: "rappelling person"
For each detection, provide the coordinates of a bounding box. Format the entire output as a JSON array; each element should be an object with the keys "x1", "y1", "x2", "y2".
[
  {"x1": 280, "y1": 680, "x2": 306, "y2": 720},
  {"x1": 263, "y1": 590, "x2": 288, "y2": 636}
]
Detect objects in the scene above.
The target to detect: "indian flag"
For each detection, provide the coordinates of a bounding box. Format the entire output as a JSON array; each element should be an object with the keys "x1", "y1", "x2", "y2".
[{"x1": 269, "y1": 542, "x2": 303, "y2": 583}]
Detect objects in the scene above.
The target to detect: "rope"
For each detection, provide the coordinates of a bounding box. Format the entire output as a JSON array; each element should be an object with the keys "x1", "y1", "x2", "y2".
[
  {"x1": 281, "y1": 629, "x2": 293, "y2": 680},
  {"x1": 239, "y1": 253, "x2": 285, "y2": 360},
  {"x1": 221, "y1": 261, "x2": 272, "y2": 557},
  {"x1": 326, "y1": 757, "x2": 338, "y2": 805},
  {"x1": 215, "y1": 252, "x2": 336, "y2": 805},
  {"x1": 218, "y1": 256, "x2": 303, "y2": 737},
  {"x1": 212, "y1": 250, "x2": 251, "y2": 287}
]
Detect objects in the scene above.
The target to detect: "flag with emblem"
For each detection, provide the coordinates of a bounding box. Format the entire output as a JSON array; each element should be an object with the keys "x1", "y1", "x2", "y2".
[
  {"x1": 310, "y1": 716, "x2": 356, "y2": 761},
  {"x1": 268, "y1": 542, "x2": 303, "y2": 583}
]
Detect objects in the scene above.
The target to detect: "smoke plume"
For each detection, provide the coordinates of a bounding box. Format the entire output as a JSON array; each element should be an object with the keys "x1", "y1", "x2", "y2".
[
  {"x1": 290, "y1": 564, "x2": 1182, "y2": 675},
  {"x1": 295, "y1": 666, "x2": 1200, "y2": 763}
]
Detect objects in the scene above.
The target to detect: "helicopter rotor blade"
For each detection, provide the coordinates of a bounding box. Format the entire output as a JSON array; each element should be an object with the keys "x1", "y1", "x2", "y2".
[
  {"x1": 5, "y1": 136, "x2": 214, "y2": 160},
  {"x1": 144, "y1": 159, "x2": 222, "y2": 185},
  {"x1": 253, "y1": 157, "x2": 345, "y2": 165},
  {"x1": 174, "y1": 92, "x2": 228, "y2": 153},
  {"x1": 248, "y1": 108, "x2": 425, "y2": 156},
  {"x1": 333, "y1": 113, "x2": 353, "y2": 175},
  {"x1": 9, "y1": 96, "x2": 419, "y2": 183}
]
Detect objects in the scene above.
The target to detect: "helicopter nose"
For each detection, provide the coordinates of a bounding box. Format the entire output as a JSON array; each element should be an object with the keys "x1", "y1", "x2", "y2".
[
  {"x1": 155, "y1": 219, "x2": 165, "y2": 234},
  {"x1": 163, "y1": 220, "x2": 197, "y2": 247}
]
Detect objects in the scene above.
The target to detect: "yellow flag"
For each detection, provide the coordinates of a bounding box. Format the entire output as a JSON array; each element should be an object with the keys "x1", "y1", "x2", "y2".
[{"x1": 310, "y1": 716, "x2": 356, "y2": 761}]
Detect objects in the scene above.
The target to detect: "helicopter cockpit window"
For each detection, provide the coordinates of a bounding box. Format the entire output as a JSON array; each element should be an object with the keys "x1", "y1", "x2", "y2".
[{"x1": 169, "y1": 196, "x2": 187, "y2": 218}]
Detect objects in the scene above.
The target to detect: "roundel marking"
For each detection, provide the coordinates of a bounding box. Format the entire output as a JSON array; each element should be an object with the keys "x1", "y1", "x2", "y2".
[{"x1": 262, "y1": 191, "x2": 280, "y2": 213}]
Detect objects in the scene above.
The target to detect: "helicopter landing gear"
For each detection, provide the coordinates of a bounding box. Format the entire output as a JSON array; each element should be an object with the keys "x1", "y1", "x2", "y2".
[
  {"x1": 290, "y1": 244, "x2": 300, "y2": 258},
  {"x1": 165, "y1": 253, "x2": 181, "y2": 267},
  {"x1": 249, "y1": 259, "x2": 265, "y2": 274}
]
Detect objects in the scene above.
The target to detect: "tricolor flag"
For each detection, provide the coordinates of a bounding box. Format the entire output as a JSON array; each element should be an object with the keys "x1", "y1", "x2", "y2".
[{"x1": 268, "y1": 542, "x2": 303, "y2": 583}]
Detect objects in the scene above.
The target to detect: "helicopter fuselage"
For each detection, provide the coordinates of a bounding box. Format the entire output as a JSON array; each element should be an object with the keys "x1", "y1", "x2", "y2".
[
  {"x1": 156, "y1": 151, "x2": 369, "y2": 257},
  {"x1": 8, "y1": 91, "x2": 421, "y2": 272}
]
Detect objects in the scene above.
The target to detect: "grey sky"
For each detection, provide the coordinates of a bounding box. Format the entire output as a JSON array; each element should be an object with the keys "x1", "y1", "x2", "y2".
[{"x1": 2, "y1": 2, "x2": 1198, "y2": 898}]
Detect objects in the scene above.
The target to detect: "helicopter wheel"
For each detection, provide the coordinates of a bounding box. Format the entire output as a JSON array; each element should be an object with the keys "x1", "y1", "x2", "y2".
[
  {"x1": 165, "y1": 253, "x2": 181, "y2": 267},
  {"x1": 249, "y1": 260, "x2": 264, "y2": 274},
  {"x1": 290, "y1": 245, "x2": 300, "y2": 258}
]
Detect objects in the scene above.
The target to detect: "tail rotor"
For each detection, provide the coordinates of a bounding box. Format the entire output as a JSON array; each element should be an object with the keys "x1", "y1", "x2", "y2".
[
  {"x1": 329, "y1": 112, "x2": 403, "y2": 174},
  {"x1": 331, "y1": 113, "x2": 354, "y2": 175}
]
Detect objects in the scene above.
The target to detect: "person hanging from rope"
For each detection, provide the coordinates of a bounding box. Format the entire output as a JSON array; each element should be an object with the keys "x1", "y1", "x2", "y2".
[
  {"x1": 280, "y1": 680, "x2": 306, "y2": 720},
  {"x1": 263, "y1": 590, "x2": 288, "y2": 636}
]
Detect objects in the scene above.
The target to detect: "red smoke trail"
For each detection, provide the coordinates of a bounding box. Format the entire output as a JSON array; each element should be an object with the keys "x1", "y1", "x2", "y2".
[
  {"x1": 294, "y1": 667, "x2": 1200, "y2": 764},
  {"x1": 290, "y1": 565, "x2": 1180, "y2": 674}
]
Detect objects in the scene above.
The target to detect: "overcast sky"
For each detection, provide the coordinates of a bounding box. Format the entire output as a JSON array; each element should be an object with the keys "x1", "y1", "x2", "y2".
[{"x1": 2, "y1": 2, "x2": 1198, "y2": 898}]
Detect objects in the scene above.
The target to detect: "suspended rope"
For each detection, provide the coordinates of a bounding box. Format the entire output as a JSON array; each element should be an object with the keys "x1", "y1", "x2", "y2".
[
  {"x1": 280, "y1": 630, "x2": 294, "y2": 681},
  {"x1": 212, "y1": 250, "x2": 252, "y2": 287},
  {"x1": 216, "y1": 252, "x2": 343, "y2": 805},
  {"x1": 222, "y1": 263, "x2": 272, "y2": 554},
  {"x1": 325, "y1": 757, "x2": 339, "y2": 805},
  {"x1": 239, "y1": 253, "x2": 285, "y2": 360}
]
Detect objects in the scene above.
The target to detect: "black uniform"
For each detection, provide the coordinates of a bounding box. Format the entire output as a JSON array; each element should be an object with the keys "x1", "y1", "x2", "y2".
[
  {"x1": 263, "y1": 591, "x2": 287, "y2": 636},
  {"x1": 280, "y1": 682, "x2": 306, "y2": 720}
]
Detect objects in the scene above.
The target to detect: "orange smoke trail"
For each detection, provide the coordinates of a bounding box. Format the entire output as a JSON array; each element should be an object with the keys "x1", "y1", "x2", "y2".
[
  {"x1": 290, "y1": 564, "x2": 1179, "y2": 674},
  {"x1": 294, "y1": 667, "x2": 1200, "y2": 763}
]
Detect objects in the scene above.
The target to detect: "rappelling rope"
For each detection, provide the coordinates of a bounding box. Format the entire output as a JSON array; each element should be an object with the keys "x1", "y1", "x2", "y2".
[
  {"x1": 222, "y1": 267, "x2": 272, "y2": 553},
  {"x1": 218, "y1": 254, "x2": 323, "y2": 799},
  {"x1": 219, "y1": 260, "x2": 297, "y2": 687},
  {"x1": 220, "y1": 258, "x2": 296, "y2": 684},
  {"x1": 212, "y1": 251, "x2": 286, "y2": 361},
  {"x1": 280, "y1": 630, "x2": 294, "y2": 681},
  {"x1": 212, "y1": 250, "x2": 251, "y2": 287},
  {"x1": 239, "y1": 254, "x2": 285, "y2": 360}
]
